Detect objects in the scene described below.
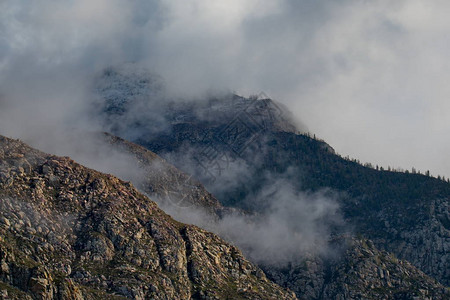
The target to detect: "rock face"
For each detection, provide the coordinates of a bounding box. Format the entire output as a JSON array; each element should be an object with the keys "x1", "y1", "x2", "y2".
[
  {"x1": 0, "y1": 135, "x2": 296, "y2": 300},
  {"x1": 264, "y1": 237, "x2": 448, "y2": 300},
  {"x1": 320, "y1": 238, "x2": 447, "y2": 300}
]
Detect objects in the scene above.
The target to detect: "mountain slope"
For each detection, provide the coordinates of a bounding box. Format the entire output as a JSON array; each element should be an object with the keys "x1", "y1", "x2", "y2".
[
  {"x1": 0, "y1": 135, "x2": 296, "y2": 299},
  {"x1": 102, "y1": 133, "x2": 225, "y2": 216},
  {"x1": 122, "y1": 103, "x2": 450, "y2": 288},
  {"x1": 97, "y1": 133, "x2": 449, "y2": 300},
  {"x1": 265, "y1": 237, "x2": 448, "y2": 300},
  {"x1": 92, "y1": 66, "x2": 449, "y2": 296}
]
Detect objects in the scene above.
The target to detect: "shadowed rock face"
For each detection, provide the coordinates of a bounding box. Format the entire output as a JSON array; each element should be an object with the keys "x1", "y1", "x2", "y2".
[
  {"x1": 135, "y1": 121, "x2": 450, "y2": 297},
  {"x1": 0, "y1": 135, "x2": 297, "y2": 300},
  {"x1": 263, "y1": 237, "x2": 449, "y2": 300}
]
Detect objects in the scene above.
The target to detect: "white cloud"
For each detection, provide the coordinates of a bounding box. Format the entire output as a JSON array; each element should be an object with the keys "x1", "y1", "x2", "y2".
[{"x1": 1, "y1": 0, "x2": 450, "y2": 176}]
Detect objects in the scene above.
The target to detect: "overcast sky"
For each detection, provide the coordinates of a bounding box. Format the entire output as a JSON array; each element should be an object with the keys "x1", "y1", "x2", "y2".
[{"x1": 2, "y1": 0, "x2": 450, "y2": 177}]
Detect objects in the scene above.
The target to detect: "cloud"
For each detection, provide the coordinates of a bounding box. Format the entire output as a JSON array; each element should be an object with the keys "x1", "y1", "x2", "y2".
[
  {"x1": 2, "y1": 0, "x2": 450, "y2": 178},
  {"x1": 0, "y1": 1, "x2": 354, "y2": 267},
  {"x1": 159, "y1": 172, "x2": 345, "y2": 266}
]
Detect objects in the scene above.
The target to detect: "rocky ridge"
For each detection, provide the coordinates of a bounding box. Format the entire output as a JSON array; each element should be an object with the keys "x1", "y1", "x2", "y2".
[{"x1": 0, "y1": 135, "x2": 296, "y2": 299}]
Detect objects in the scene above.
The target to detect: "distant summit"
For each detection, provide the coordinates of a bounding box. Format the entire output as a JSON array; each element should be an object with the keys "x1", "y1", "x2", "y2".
[{"x1": 92, "y1": 64, "x2": 301, "y2": 141}]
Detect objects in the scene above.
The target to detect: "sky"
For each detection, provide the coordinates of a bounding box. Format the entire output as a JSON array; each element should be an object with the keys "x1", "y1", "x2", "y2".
[{"x1": 1, "y1": 0, "x2": 450, "y2": 177}]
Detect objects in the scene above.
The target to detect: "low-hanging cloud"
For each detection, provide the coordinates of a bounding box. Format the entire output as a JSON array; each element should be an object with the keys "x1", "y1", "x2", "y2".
[{"x1": 159, "y1": 173, "x2": 345, "y2": 266}]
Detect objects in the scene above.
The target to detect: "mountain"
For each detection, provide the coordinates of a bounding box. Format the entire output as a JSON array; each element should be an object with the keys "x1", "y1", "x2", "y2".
[
  {"x1": 135, "y1": 113, "x2": 450, "y2": 290},
  {"x1": 95, "y1": 133, "x2": 448, "y2": 300},
  {"x1": 91, "y1": 64, "x2": 299, "y2": 142},
  {"x1": 0, "y1": 131, "x2": 447, "y2": 299},
  {"x1": 93, "y1": 66, "x2": 449, "y2": 298},
  {"x1": 0, "y1": 135, "x2": 296, "y2": 299}
]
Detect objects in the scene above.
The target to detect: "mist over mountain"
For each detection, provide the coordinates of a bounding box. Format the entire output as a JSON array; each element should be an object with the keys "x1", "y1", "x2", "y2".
[
  {"x1": 3, "y1": 1, "x2": 450, "y2": 177},
  {"x1": 88, "y1": 65, "x2": 449, "y2": 298},
  {"x1": 0, "y1": 55, "x2": 449, "y2": 298},
  {"x1": 0, "y1": 59, "x2": 449, "y2": 298},
  {"x1": 1, "y1": 1, "x2": 450, "y2": 299}
]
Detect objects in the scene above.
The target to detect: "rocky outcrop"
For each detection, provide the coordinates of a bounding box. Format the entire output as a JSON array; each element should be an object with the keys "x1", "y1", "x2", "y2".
[
  {"x1": 358, "y1": 197, "x2": 449, "y2": 289},
  {"x1": 264, "y1": 237, "x2": 449, "y2": 300},
  {"x1": 0, "y1": 135, "x2": 296, "y2": 299},
  {"x1": 320, "y1": 238, "x2": 448, "y2": 300}
]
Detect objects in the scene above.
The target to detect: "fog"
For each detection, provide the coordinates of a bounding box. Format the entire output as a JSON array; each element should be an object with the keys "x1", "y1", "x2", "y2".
[
  {"x1": 158, "y1": 175, "x2": 345, "y2": 266},
  {"x1": 2, "y1": 1, "x2": 450, "y2": 177}
]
